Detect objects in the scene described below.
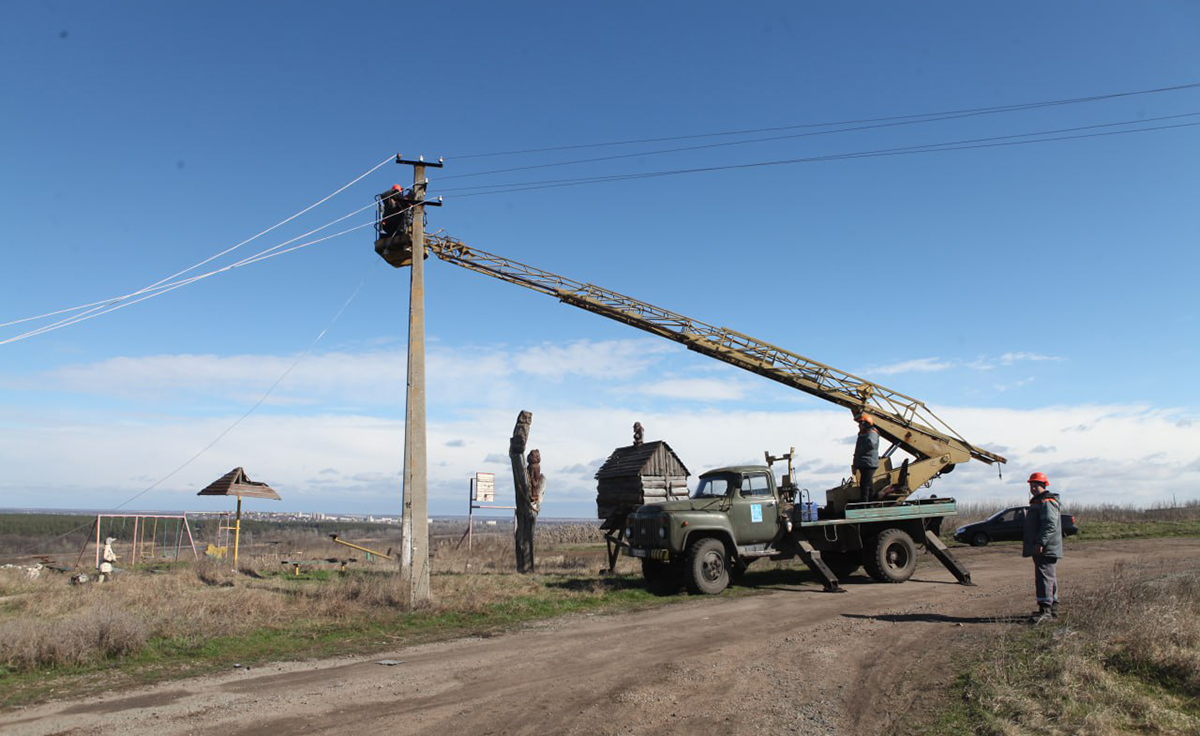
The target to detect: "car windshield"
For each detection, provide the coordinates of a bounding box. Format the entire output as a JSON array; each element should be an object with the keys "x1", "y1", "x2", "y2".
[
  {"x1": 987, "y1": 508, "x2": 1021, "y2": 523},
  {"x1": 692, "y1": 475, "x2": 735, "y2": 499}
]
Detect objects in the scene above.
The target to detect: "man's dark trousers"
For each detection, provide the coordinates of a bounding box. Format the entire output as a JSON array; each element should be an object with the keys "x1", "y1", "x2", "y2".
[{"x1": 1033, "y1": 554, "x2": 1058, "y2": 608}]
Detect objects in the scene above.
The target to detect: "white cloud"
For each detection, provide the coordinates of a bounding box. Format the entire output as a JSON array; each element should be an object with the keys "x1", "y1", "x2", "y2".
[
  {"x1": 1, "y1": 399, "x2": 1197, "y2": 518},
  {"x1": 862, "y1": 352, "x2": 1065, "y2": 378},
  {"x1": 999, "y1": 352, "x2": 1063, "y2": 365},
  {"x1": 994, "y1": 377, "x2": 1035, "y2": 392},
  {"x1": 636, "y1": 378, "x2": 746, "y2": 401},
  {"x1": 2, "y1": 341, "x2": 1197, "y2": 518},
  {"x1": 513, "y1": 340, "x2": 672, "y2": 379},
  {"x1": 967, "y1": 352, "x2": 1065, "y2": 371},
  {"x1": 864, "y1": 357, "x2": 955, "y2": 376},
  {"x1": 14, "y1": 338, "x2": 673, "y2": 412}
]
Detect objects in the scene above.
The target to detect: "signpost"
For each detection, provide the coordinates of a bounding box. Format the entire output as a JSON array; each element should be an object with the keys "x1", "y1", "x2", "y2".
[{"x1": 458, "y1": 471, "x2": 514, "y2": 561}]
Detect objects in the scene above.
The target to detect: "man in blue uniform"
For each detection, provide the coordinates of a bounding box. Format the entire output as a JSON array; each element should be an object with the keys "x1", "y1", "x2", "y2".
[{"x1": 1023, "y1": 471, "x2": 1063, "y2": 623}]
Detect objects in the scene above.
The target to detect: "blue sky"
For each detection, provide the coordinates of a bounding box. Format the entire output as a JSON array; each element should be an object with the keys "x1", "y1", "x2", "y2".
[{"x1": 2, "y1": 2, "x2": 1198, "y2": 518}]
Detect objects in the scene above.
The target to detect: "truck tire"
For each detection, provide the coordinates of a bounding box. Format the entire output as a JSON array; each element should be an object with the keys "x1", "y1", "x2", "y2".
[
  {"x1": 684, "y1": 537, "x2": 730, "y2": 595},
  {"x1": 864, "y1": 528, "x2": 916, "y2": 583},
  {"x1": 821, "y1": 550, "x2": 861, "y2": 580},
  {"x1": 641, "y1": 558, "x2": 681, "y2": 594}
]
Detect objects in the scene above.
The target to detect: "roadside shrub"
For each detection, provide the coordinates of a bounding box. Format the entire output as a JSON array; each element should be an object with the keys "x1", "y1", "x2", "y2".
[
  {"x1": 0, "y1": 601, "x2": 147, "y2": 672},
  {"x1": 314, "y1": 572, "x2": 411, "y2": 614}
]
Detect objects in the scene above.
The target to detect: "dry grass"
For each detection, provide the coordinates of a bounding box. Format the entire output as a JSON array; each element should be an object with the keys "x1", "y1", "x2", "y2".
[
  {"x1": 0, "y1": 527, "x2": 635, "y2": 675},
  {"x1": 944, "y1": 559, "x2": 1200, "y2": 735}
]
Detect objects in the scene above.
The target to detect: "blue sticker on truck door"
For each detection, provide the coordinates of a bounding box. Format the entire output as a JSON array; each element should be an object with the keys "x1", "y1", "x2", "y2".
[{"x1": 750, "y1": 504, "x2": 763, "y2": 523}]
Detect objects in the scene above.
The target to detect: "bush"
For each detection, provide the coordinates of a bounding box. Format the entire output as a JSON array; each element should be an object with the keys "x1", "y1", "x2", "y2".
[{"x1": 0, "y1": 601, "x2": 147, "y2": 672}]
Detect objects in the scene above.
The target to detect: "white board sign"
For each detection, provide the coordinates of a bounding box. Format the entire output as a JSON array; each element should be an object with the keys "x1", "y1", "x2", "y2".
[{"x1": 475, "y1": 472, "x2": 495, "y2": 502}]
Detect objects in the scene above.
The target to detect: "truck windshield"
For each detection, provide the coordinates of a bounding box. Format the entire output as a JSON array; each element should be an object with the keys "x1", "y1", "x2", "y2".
[{"x1": 692, "y1": 475, "x2": 734, "y2": 499}]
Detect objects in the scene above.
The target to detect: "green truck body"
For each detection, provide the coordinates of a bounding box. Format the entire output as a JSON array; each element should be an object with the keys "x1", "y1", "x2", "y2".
[{"x1": 623, "y1": 465, "x2": 971, "y2": 594}]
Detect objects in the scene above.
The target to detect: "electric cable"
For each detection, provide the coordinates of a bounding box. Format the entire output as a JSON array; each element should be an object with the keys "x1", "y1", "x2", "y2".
[
  {"x1": 1, "y1": 202, "x2": 416, "y2": 345},
  {"x1": 1, "y1": 155, "x2": 394, "y2": 330},
  {"x1": 438, "y1": 113, "x2": 1200, "y2": 197},
  {"x1": 440, "y1": 88, "x2": 1200, "y2": 182},
  {"x1": 449, "y1": 81, "x2": 1200, "y2": 160},
  {"x1": 24, "y1": 260, "x2": 380, "y2": 556}
]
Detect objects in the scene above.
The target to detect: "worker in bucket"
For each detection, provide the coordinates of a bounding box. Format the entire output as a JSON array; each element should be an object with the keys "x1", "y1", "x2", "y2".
[
  {"x1": 98, "y1": 536, "x2": 118, "y2": 583},
  {"x1": 1022, "y1": 472, "x2": 1063, "y2": 623},
  {"x1": 852, "y1": 414, "x2": 879, "y2": 503}
]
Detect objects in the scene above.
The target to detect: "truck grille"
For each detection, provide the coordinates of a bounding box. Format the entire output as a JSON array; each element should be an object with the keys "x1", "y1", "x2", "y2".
[{"x1": 631, "y1": 515, "x2": 663, "y2": 547}]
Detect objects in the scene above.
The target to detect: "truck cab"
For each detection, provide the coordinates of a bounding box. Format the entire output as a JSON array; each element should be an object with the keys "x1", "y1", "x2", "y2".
[{"x1": 625, "y1": 465, "x2": 789, "y2": 593}]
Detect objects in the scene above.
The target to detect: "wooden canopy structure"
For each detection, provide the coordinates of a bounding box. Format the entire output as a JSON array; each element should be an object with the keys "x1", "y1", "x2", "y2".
[
  {"x1": 198, "y1": 467, "x2": 280, "y2": 569},
  {"x1": 198, "y1": 467, "x2": 281, "y2": 499}
]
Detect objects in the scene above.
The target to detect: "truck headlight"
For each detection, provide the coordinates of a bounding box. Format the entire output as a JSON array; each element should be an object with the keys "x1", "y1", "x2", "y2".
[
  {"x1": 626, "y1": 526, "x2": 633, "y2": 539},
  {"x1": 658, "y1": 527, "x2": 666, "y2": 539}
]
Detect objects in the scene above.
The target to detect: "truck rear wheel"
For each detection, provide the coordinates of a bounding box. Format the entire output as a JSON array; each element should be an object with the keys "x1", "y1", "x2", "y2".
[
  {"x1": 684, "y1": 537, "x2": 729, "y2": 595},
  {"x1": 821, "y1": 550, "x2": 862, "y2": 580},
  {"x1": 864, "y1": 529, "x2": 916, "y2": 583}
]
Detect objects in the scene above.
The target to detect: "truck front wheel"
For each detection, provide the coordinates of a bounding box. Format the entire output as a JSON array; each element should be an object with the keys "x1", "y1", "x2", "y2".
[
  {"x1": 685, "y1": 537, "x2": 730, "y2": 595},
  {"x1": 864, "y1": 529, "x2": 916, "y2": 583}
]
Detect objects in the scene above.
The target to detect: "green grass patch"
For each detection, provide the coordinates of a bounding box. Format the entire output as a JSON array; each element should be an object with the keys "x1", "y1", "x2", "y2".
[{"x1": 1075, "y1": 518, "x2": 1200, "y2": 541}]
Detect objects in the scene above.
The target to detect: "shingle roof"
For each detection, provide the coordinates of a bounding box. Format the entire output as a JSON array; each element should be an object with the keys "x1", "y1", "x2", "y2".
[
  {"x1": 595, "y1": 440, "x2": 689, "y2": 480},
  {"x1": 197, "y1": 467, "x2": 281, "y2": 500}
]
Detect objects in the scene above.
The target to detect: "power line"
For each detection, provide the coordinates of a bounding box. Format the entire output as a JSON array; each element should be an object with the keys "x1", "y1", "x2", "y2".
[
  {"x1": 439, "y1": 113, "x2": 1200, "y2": 197},
  {"x1": 439, "y1": 82, "x2": 1200, "y2": 181},
  {"x1": 1, "y1": 199, "x2": 416, "y2": 345},
  {"x1": 26, "y1": 263, "x2": 379, "y2": 555},
  {"x1": 0, "y1": 218, "x2": 373, "y2": 344},
  {"x1": 1, "y1": 155, "x2": 394, "y2": 331},
  {"x1": 448, "y1": 81, "x2": 1200, "y2": 160}
]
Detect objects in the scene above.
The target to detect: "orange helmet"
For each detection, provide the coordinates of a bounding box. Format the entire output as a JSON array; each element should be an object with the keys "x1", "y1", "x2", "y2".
[
  {"x1": 1028, "y1": 472, "x2": 1049, "y2": 486},
  {"x1": 857, "y1": 414, "x2": 873, "y2": 426}
]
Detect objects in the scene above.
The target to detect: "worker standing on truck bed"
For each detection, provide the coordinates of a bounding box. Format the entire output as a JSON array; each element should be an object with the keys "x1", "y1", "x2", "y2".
[
  {"x1": 852, "y1": 415, "x2": 879, "y2": 503},
  {"x1": 1023, "y1": 472, "x2": 1063, "y2": 623}
]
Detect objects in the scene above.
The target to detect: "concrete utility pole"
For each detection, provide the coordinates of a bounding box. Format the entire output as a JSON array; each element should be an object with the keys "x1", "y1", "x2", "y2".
[{"x1": 390, "y1": 155, "x2": 443, "y2": 605}]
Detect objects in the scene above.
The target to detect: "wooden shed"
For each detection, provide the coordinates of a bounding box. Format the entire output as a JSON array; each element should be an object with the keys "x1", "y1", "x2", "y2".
[{"x1": 595, "y1": 440, "x2": 690, "y2": 520}]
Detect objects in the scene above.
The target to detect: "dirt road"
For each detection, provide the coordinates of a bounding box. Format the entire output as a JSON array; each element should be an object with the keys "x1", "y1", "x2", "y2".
[{"x1": 4, "y1": 538, "x2": 1197, "y2": 736}]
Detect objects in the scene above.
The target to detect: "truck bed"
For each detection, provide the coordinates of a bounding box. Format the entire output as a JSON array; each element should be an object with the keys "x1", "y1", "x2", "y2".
[{"x1": 799, "y1": 497, "x2": 956, "y2": 527}]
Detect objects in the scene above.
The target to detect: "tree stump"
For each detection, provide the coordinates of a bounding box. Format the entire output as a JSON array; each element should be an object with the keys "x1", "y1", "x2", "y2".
[{"x1": 509, "y1": 410, "x2": 546, "y2": 573}]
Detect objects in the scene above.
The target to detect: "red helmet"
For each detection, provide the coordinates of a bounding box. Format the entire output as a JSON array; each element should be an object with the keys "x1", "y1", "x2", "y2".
[
  {"x1": 857, "y1": 414, "x2": 874, "y2": 426},
  {"x1": 1028, "y1": 472, "x2": 1049, "y2": 486},
  {"x1": 391, "y1": 185, "x2": 404, "y2": 191}
]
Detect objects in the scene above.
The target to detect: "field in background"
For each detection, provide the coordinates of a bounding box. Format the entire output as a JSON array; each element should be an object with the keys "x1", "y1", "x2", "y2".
[{"x1": 5, "y1": 498, "x2": 1199, "y2": 561}]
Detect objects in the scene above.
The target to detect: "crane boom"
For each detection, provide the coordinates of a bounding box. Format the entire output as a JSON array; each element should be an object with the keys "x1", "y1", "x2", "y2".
[{"x1": 423, "y1": 234, "x2": 1005, "y2": 501}]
